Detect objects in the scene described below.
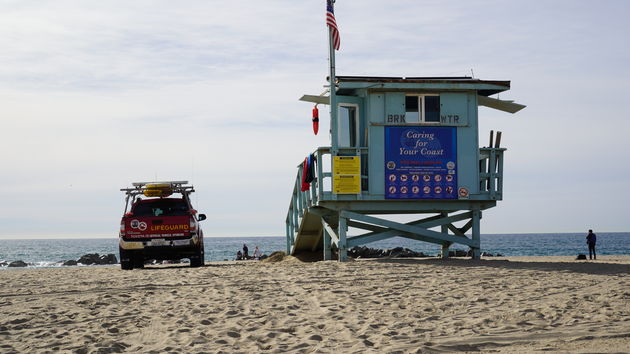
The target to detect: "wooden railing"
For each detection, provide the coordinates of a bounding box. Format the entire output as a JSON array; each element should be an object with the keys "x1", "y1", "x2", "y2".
[
  {"x1": 285, "y1": 147, "x2": 367, "y2": 252},
  {"x1": 286, "y1": 146, "x2": 505, "y2": 252},
  {"x1": 479, "y1": 147, "x2": 506, "y2": 200}
]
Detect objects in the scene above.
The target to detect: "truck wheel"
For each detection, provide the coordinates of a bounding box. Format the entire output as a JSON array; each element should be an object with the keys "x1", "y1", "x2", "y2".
[
  {"x1": 121, "y1": 260, "x2": 133, "y2": 270},
  {"x1": 120, "y1": 248, "x2": 133, "y2": 270},
  {"x1": 190, "y1": 247, "x2": 204, "y2": 268},
  {"x1": 132, "y1": 254, "x2": 145, "y2": 269}
]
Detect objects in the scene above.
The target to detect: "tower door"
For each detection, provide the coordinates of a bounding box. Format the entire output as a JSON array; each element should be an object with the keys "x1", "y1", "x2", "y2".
[
  {"x1": 338, "y1": 104, "x2": 358, "y2": 147},
  {"x1": 336, "y1": 95, "x2": 365, "y2": 148},
  {"x1": 335, "y1": 95, "x2": 367, "y2": 191}
]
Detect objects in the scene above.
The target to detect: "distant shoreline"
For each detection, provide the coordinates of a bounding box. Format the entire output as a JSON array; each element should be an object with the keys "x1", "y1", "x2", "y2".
[{"x1": 2, "y1": 234, "x2": 628, "y2": 266}]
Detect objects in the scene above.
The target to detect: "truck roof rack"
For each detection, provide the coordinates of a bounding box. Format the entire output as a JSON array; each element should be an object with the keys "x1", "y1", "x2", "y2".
[
  {"x1": 130, "y1": 181, "x2": 188, "y2": 187},
  {"x1": 120, "y1": 181, "x2": 195, "y2": 196}
]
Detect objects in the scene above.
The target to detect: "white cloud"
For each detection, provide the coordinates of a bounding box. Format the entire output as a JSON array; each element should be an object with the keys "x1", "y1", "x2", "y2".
[{"x1": 1, "y1": 0, "x2": 629, "y2": 238}]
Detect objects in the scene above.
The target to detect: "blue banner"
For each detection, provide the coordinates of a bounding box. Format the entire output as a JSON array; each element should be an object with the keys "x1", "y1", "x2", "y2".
[{"x1": 385, "y1": 126, "x2": 457, "y2": 199}]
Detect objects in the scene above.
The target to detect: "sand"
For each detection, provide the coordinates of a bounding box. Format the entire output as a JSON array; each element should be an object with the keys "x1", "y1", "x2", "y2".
[{"x1": 1, "y1": 255, "x2": 629, "y2": 353}]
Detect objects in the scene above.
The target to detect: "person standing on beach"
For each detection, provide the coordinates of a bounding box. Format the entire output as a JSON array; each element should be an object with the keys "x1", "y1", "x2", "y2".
[
  {"x1": 586, "y1": 229, "x2": 597, "y2": 260},
  {"x1": 253, "y1": 246, "x2": 261, "y2": 260},
  {"x1": 242, "y1": 244, "x2": 249, "y2": 259}
]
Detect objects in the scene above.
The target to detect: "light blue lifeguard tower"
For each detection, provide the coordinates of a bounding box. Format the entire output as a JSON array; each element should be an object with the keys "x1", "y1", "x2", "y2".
[
  {"x1": 286, "y1": 4, "x2": 525, "y2": 261},
  {"x1": 286, "y1": 75, "x2": 524, "y2": 261}
]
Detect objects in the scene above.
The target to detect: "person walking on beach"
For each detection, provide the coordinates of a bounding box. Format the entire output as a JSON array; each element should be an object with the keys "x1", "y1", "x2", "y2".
[{"x1": 586, "y1": 229, "x2": 597, "y2": 260}]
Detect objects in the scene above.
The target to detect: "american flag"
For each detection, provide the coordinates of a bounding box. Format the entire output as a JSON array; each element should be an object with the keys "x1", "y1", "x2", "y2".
[{"x1": 326, "y1": 0, "x2": 340, "y2": 50}]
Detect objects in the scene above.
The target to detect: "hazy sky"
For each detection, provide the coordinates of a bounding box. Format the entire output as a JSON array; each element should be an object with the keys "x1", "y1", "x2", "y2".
[{"x1": 1, "y1": 1, "x2": 629, "y2": 239}]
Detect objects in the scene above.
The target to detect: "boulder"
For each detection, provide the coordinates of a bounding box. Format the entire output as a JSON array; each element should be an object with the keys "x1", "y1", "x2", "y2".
[
  {"x1": 391, "y1": 247, "x2": 429, "y2": 258},
  {"x1": 480, "y1": 252, "x2": 504, "y2": 257},
  {"x1": 75, "y1": 253, "x2": 118, "y2": 265},
  {"x1": 62, "y1": 259, "x2": 78, "y2": 266},
  {"x1": 576, "y1": 254, "x2": 587, "y2": 260},
  {"x1": 8, "y1": 260, "x2": 28, "y2": 267},
  {"x1": 99, "y1": 254, "x2": 118, "y2": 265},
  {"x1": 448, "y1": 250, "x2": 470, "y2": 257},
  {"x1": 77, "y1": 253, "x2": 101, "y2": 265},
  {"x1": 386, "y1": 247, "x2": 405, "y2": 257},
  {"x1": 0, "y1": 261, "x2": 8, "y2": 267},
  {"x1": 348, "y1": 246, "x2": 381, "y2": 258}
]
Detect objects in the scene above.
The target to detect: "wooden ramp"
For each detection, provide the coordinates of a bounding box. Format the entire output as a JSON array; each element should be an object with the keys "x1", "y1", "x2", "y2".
[{"x1": 290, "y1": 207, "x2": 324, "y2": 253}]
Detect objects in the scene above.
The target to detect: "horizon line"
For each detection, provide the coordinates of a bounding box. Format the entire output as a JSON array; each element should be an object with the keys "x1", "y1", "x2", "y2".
[{"x1": 1, "y1": 231, "x2": 628, "y2": 240}]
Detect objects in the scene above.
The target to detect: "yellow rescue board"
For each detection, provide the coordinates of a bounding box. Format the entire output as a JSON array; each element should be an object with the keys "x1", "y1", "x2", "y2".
[{"x1": 143, "y1": 183, "x2": 173, "y2": 197}]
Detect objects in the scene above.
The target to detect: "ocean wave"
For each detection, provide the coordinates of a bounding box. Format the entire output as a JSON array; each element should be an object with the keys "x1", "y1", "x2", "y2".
[{"x1": 0, "y1": 261, "x2": 120, "y2": 269}]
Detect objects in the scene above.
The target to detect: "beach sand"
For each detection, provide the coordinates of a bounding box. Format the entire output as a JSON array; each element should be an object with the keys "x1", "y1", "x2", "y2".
[{"x1": 1, "y1": 255, "x2": 629, "y2": 353}]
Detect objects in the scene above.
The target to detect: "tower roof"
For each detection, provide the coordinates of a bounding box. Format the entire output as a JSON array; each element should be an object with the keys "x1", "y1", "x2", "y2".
[{"x1": 334, "y1": 76, "x2": 511, "y2": 97}]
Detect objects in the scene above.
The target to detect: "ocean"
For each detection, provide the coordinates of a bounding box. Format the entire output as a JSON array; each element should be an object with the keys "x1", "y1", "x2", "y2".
[{"x1": 1, "y1": 233, "x2": 629, "y2": 268}]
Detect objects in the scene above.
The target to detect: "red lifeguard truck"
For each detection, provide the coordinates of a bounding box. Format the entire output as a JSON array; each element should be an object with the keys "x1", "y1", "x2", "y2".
[{"x1": 119, "y1": 181, "x2": 206, "y2": 269}]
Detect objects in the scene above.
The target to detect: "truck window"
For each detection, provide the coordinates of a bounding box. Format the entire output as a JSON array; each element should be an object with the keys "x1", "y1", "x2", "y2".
[{"x1": 133, "y1": 199, "x2": 189, "y2": 217}]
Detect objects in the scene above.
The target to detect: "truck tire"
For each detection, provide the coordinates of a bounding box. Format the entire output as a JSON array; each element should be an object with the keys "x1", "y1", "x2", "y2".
[
  {"x1": 120, "y1": 248, "x2": 133, "y2": 270},
  {"x1": 190, "y1": 247, "x2": 204, "y2": 268},
  {"x1": 132, "y1": 253, "x2": 145, "y2": 269}
]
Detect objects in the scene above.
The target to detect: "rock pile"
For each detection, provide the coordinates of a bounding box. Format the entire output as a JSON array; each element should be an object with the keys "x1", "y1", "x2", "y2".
[
  {"x1": 449, "y1": 249, "x2": 471, "y2": 257},
  {"x1": 447, "y1": 250, "x2": 502, "y2": 257},
  {"x1": 1, "y1": 253, "x2": 118, "y2": 268},
  {"x1": 482, "y1": 251, "x2": 503, "y2": 257},
  {"x1": 8, "y1": 260, "x2": 28, "y2": 267},
  {"x1": 348, "y1": 247, "x2": 503, "y2": 259},
  {"x1": 74, "y1": 253, "x2": 118, "y2": 265},
  {"x1": 348, "y1": 246, "x2": 431, "y2": 259}
]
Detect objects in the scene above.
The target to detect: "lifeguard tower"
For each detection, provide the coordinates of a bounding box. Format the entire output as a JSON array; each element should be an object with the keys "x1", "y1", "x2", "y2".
[
  {"x1": 286, "y1": 76, "x2": 525, "y2": 261},
  {"x1": 286, "y1": 4, "x2": 525, "y2": 261}
]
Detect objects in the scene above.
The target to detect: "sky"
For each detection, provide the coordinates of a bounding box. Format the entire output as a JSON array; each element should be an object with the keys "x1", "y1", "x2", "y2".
[{"x1": 1, "y1": 0, "x2": 629, "y2": 239}]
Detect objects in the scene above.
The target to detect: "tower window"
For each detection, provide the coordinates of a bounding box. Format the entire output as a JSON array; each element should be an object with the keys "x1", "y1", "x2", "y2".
[{"x1": 405, "y1": 95, "x2": 440, "y2": 123}]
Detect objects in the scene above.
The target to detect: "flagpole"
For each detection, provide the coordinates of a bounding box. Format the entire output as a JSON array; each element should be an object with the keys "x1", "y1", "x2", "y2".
[{"x1": 328, "y1": 1, "x2": 338, "y2": 156}]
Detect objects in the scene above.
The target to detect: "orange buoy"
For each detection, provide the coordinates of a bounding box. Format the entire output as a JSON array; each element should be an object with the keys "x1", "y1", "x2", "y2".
[{"x1": 312, "y1": 105, "x2": 319, "y2": 135}]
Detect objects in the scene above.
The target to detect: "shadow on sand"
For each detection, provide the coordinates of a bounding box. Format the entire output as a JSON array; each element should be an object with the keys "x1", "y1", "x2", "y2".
[{"x1": 368, "y1": 257, "x2": 630, "y2": 276}]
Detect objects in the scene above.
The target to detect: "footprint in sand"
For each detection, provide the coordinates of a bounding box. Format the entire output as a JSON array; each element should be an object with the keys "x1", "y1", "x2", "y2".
[
  {"x1": 226, "y1": 331, "x2": 241, "y2": 338},
  {"x1": 291, "y1": 343, "x2": 310, "y2": 351},
  {"x1": 9, "y1": 318, "x2": 30, "y2": 325}
]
